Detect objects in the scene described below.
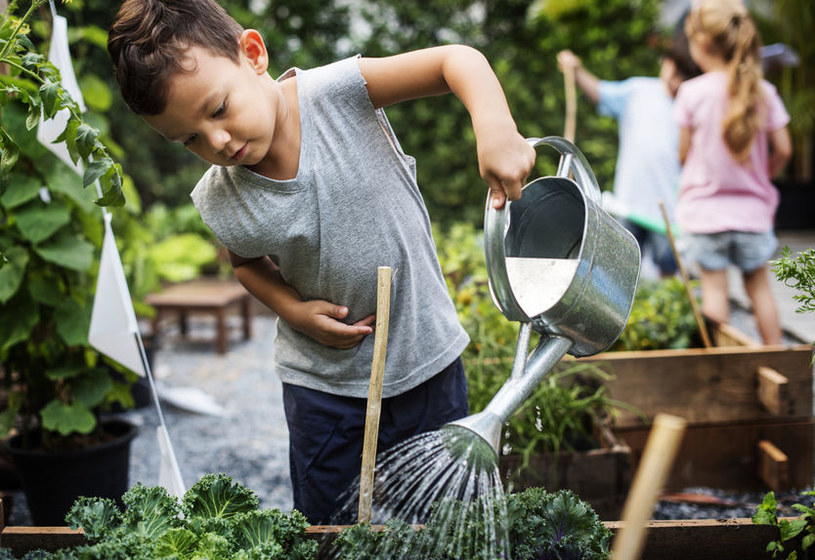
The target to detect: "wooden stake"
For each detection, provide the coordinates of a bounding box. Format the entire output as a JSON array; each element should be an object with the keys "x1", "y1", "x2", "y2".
[
  {"x1": 611, "y1": 413, "x2": 687, "y2": 560},
  {"x1": 564, "y1": 65, "x2": 577, "y2": 143},
  {"x1": 358, "y1": 266, "x2": 392, "y2": 524},
  {"x1": 659, "y1": 201, "x2": 713, "y2": 348}
]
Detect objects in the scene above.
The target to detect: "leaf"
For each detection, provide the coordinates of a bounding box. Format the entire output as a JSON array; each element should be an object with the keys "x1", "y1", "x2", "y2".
[
  {"x1": 25, "y1": 103, "x2": 41, "y2": 130},
  {"x1": 34, "y1": 233, "x2": 95, "y2": 272},
  {"x1": 79, "y1": 74, "x2": 113, "y2": 112},
  {"x1": 83, "y1": 158, "x2": 111, "y2": 188},
  {"x1": 0, "y1": 171, "x2": 40, "y2": 208},
  {"x1": 780, "y1": 518, "x2": 810, "y2": 542},
  {"x1": 27, "y1": 270, "x2": 64, "y2": 306},
  {"x1": 0, "y1": 289, "x2": 38, "y2": 356},
  {"x1": 39, "y1": 81, "x2": 62, "y2": 119},
  {"x1": 0, "y1": 245, "x2": 28, "y2": 304},
  {"x1": 0, "y1": 127, "x2": 21, "y2": 175},
  {"x1": 40, "y1": 400, "x2": 96, "y2": 436},
  {"x1": 75, "y1": 123, "x2": 98, "y2": 160},
  {"x1": 13, "y1": 201, "x2": 71, "y2": 244},
  {"x1": 74, "y1": 368, "x2": 113, "y2": 409},
  {"x1": 54, "y1": 297, "x2": 91, "y2": 346}
]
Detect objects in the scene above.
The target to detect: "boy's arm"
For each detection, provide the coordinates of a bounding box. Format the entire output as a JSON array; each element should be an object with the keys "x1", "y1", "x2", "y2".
[
  {"x1": 228, "y1": 251, "x2": 374, "y2": 349},
  {"x1": 358, "y1": 45, "x2": 535, "y2": 209},
  {"x1": 556, "y1": 50, "x2": 600, "y2": 105}
]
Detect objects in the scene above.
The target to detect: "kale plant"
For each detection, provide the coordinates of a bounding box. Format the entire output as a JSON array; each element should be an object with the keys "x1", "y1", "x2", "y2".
[{"x1": 53, "y1": 473, "x2": 318, "y2": 559}]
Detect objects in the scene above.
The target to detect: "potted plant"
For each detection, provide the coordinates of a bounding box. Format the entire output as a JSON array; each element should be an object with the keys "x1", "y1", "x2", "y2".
[{"x1": 0, "y1": 0, "x2": 133, "y2": 525}]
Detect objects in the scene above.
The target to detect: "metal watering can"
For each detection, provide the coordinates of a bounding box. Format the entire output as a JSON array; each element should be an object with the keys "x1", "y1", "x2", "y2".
[{"x1": 448, "y1": 136, "x2": 641, "y2": 455}]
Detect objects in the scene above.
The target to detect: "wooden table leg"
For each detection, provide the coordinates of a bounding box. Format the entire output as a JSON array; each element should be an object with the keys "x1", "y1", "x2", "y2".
[
  {"x1": 215, "y1": 308, "x2": 227, "y2": 354},
  {"x1": 179, "y1": 311, "x2": 189, "y2": 339},
  {"x1": 241, "y1": 297, "x2": 252, "y2": 340}
]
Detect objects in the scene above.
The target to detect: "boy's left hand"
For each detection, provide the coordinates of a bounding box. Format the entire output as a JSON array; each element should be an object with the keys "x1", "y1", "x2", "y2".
[{"x1": 477, "y1": 126, "x2": 536, "y2": 209}]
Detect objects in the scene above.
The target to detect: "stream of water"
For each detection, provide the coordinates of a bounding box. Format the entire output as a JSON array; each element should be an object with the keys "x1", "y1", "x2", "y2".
[{"x1": 331, "y1": 425, "x2": 510, "y2": 558}]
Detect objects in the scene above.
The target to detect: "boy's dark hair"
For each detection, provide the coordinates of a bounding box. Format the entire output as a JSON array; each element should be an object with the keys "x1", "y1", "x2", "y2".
[
  {"x1": 663, "y1": 30, "x2": 701, "y2": 80},
  {"x1": 107, "y1": 0, "x2": 244, "y2": 115},
  {"x1": 664, "y1": 13, "x2": 701, "y2": 80}
]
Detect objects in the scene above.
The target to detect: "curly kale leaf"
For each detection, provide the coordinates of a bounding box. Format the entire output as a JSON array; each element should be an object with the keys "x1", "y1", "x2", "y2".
[
  {"x1": 182, "y1": 473, "x2": 260, "y2": 523},
  {"x1": 120, "y1": 482, "x2": 182, "y2": 541},
  {"x1": 64, "y1": 497, "x2": 121, "y2": 541},
  {"x1": 509, "y1": 488, "x2": 611, "y2": 560}
]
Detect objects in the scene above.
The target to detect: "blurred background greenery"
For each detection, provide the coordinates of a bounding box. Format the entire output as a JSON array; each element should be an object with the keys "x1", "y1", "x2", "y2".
[{"x1": 19, "y1": 0, "x2": 814, "y2": 305}]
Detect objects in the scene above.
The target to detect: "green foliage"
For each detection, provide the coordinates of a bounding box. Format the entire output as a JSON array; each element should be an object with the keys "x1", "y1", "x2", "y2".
[
  {"x1": 611, "y1": 277, "x2": 700, "y2": 352},
  {"x1": 753, "y1": 490, "x2": 815, "y2": 559},
  {"x1": 0, "y1": 1, "x2": 135, "y2": 447},
  {"x1": 772, "y1": 246, "x2": 815, "y2": 358},
  {"x1": 334, "y1": 487, "x2": 611, "y2": 559},
  {"x1": 508, "y1": 488, "x2": 612, "y2": 560},
  {"x1": 54, "y1": 474, "x2": 319, "y2": 560}
]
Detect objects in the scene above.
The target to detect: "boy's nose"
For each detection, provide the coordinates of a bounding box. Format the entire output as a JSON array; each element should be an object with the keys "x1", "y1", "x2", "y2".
[{"x1": 205, "y1": 129, "x2": 230, "y2": 153}]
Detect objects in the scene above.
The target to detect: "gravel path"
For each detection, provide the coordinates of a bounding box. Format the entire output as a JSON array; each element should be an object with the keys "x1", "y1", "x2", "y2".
[{"x1": 5, "y1": 307, "x2": 812, "y2": 526}]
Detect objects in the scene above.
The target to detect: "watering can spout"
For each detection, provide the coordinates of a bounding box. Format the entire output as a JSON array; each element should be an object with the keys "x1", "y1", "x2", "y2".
[
  {"x1": 447, "y1": 334, "x2": 574, "y2": 456},
  {"x1": 448, "y1": 411, "x2": 504, "y2": 457}
]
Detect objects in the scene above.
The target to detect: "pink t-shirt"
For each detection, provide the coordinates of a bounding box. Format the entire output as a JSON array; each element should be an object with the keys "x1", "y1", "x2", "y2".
[{"x1": 673, "y1": 71, "x2": 789, "y2": 234}]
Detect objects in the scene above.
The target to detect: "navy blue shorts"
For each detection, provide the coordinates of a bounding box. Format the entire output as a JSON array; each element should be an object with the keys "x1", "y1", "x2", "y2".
[{"x1": 282, "y1": 358, "x2": 469, "y2": 524}]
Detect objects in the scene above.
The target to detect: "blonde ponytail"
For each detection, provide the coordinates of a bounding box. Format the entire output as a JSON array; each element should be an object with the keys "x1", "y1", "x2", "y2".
[{"x1": 688, "y1": 1, "x2": 764, "y2": 161}]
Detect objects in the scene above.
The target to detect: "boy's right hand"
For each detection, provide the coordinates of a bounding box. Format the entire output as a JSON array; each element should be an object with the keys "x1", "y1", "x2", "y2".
[{"x1": 288, "y1": 300, "x2": 375, "y2": 349}]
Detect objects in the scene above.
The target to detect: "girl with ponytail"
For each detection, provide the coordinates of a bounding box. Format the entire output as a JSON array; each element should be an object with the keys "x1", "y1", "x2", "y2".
[{"x1": 674, "y1": 0, "x2": 792, "y2": 345}]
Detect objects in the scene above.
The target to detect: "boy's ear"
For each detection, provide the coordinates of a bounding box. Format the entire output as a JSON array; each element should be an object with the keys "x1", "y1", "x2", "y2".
[{"x1": 239, "y1": 29, "x2": 269, "y2": 74}]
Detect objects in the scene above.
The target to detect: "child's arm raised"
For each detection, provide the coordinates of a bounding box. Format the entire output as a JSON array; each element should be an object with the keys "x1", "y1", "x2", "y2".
[
  {"x1": 359, "y1": 45, "x2": 535, "y2": 209},
  {"x1": 228, "y1": 251, "x2": 375, "y2": 349}
]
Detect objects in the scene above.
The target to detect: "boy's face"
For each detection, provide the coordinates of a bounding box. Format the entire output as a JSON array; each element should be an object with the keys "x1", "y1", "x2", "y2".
[{"x1": 143, "y1": 37, "x2": 277, "y2": 168}]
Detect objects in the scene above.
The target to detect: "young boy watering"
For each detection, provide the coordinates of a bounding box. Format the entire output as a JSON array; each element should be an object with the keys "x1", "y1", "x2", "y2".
[{"x1": 107, "y1": 0, "x2": 535, "y2": 523}]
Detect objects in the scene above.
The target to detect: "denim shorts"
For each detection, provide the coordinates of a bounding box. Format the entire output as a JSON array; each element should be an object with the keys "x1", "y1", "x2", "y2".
[{"x1": 681, "y1": 230, "x2": 778, "y2": 273}]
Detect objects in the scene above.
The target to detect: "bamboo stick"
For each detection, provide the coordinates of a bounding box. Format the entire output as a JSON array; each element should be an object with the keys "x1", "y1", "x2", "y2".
[
  {"x1": 358, "y1": 266, "x2": 393, "y2": 523},
  {"x1": 563, "y1": 65, "x2": 577, "y2": 143},
  {"x1": 611, "y1": 413, "x2": 687, "y2": 560},
  {"x1": 659, "y1": 201, "x2": 712, "y2": 348}
]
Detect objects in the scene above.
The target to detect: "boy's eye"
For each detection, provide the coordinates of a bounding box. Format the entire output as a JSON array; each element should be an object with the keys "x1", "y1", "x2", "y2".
[
  {"x1": 213, "y1": 102, "x2": 226, "y2": 118},
  {"x1": 183, "y1": 134, "x2": 198, "y2": 147}
]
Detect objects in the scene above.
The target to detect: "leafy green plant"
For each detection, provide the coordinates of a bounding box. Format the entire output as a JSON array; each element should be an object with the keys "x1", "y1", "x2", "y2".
[
  {"x1": 0, "y1": 0, "x2": 131, "y2": 449},
  {"x1": 0, "y1": 473, "x2": 318, "y2": 559},
  {"x1": 333, "y1": 487, "x2": 612, "y2": 559},
  {"x1": 772, "y1": 246, "x2": 815, "y2": 354},
  {"x1": 610, "y1": 277, "x2": 700, "y2": 352},
  {"x1": 753, "y1": 490, "x2": 815, "y2": 559}
]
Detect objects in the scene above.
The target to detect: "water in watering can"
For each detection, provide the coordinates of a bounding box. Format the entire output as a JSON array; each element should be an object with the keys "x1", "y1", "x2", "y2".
[
  {"x1": 505, "y1": 257, "x2": 579, "y2": 317},
  {"x1": 331, "y1": 425, "x2": 510, "y2": 558}
]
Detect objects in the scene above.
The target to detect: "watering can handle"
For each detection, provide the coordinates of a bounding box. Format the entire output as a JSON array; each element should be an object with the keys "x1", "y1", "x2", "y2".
[
  {"x1": 483, "y1": 136, "x2": 601, "y2": 322},
  {"x1": 525, "y1": 136, "x2": 602, "y2": 205}
]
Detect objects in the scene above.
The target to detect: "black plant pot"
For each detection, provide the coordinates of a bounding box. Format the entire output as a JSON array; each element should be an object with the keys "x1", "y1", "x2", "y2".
[{"x1": 3, "y1": 418, "x2": 138, "y2": 526}]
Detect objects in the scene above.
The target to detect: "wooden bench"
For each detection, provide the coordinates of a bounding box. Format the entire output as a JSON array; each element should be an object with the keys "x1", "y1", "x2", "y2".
[{"x1": 145, "y1": 279, "x2": 253, "y2": 354}]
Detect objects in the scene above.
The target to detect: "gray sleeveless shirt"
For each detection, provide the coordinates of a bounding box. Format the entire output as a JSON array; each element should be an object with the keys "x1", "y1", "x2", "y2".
[{"x1": 190, "y1": 56, "x2": 469, "y2": 398}]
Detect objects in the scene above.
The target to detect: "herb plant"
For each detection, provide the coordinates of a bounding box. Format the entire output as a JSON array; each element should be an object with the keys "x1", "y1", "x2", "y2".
[
  {"x1": 753, "y1": 490, "x2": 815, "y2": 559},
  {"x1": 772, "y1": 246, "x2": 815, "y2": 354}
]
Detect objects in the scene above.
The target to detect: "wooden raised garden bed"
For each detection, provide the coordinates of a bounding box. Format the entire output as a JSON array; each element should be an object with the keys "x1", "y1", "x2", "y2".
[
  {"x1": 579, "y1": 322, "x2": 814, "y2": 492},
  {"x1": 0, "y1": 503, "x2": 790, "y2": 560}
]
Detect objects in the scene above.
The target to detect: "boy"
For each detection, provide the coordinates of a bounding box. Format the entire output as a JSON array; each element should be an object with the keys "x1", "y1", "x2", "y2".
[
  {"x1": 557, "y1": 31, "x2": 700, "y2": 278},
  {"x1": 107, "y1": 0, "x2": 535, "y2": 523}
]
